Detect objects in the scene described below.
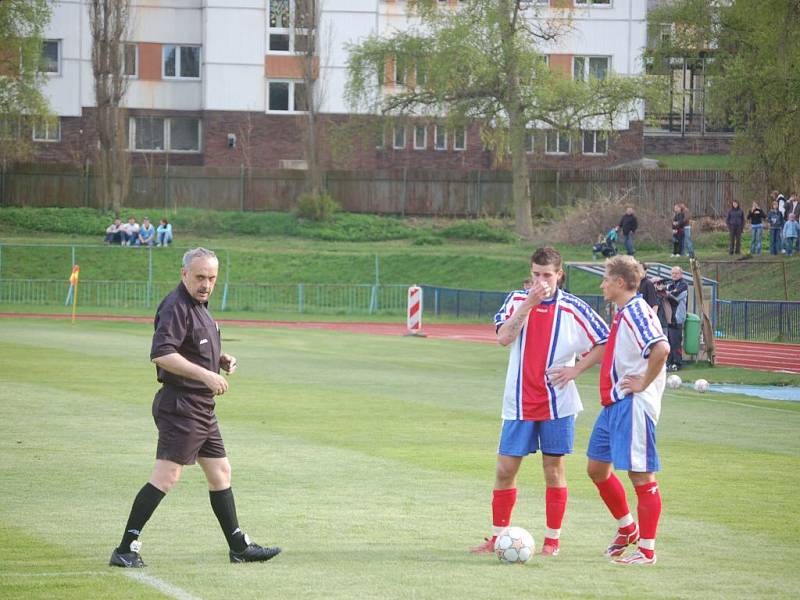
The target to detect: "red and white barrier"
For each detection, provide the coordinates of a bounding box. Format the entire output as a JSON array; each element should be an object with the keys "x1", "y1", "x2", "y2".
[{"x1": 406, "y1": 285, "x2": 424, "y2": 336}]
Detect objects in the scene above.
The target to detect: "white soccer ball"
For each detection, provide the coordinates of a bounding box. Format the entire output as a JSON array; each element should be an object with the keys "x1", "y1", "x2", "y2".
[
  {"x1": 694, "y1": 378, "x2": 709, "y2": 393},
  {"x1": 494, "y1": 527, "x2": 535, "y2": 564},
  {"x1": 666, "y1": 374, "x2": 682, "y2": 389}
]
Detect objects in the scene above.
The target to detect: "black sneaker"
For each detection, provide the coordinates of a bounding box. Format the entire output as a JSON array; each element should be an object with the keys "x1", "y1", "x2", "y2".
[
  {"x1": 229, "y1": 538, "x2": 282, "y2": 564},
  {"x1": 109, "y1": 541, "x2": 146, "y2": 568}
]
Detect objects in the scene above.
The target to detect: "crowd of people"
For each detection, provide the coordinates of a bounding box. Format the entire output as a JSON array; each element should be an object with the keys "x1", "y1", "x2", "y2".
[{"x1": 105, "y1": 216, "x2": 173, "y2": 247}]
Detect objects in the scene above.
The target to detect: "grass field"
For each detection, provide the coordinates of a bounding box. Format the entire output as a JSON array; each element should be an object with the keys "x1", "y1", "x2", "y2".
[{"x1": 1, "y1": 318, "x2": 799, "y2": 599}]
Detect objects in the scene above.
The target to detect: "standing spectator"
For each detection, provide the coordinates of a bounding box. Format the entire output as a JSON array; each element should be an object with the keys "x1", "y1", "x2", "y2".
[
  {"x1": 747, "y1": 201, "x2": 766, "y2": 255},
  {"x1": 137, "y1": 217, "x2": 157, "y2": 247},
  {"x1": 123, "y1": 216, "x2": 140, "y2": 247},
  {"x1": 785, "y1": 193, "x2": 800, "y2": 254},
  {"x1": 665, "y1": 266, "x2": 688, "y2": 372},
  {"x1": 726, "y1": 201, "x2": 745, "y2": 255},
  {"x1": 680, "y1": 203, "x2": 694, "y2": 257},
  {"x1": 670, "y1": 204, "x2": 685, "y2": 257},
  {"x1": 618, "y1": 206, "x2": 638, "y2": 256},
  {"x1": 157, "y1": 219, "x2": 173, "y2": 247},
  {"x1": 637, "y1": 263, "x2": 659, "y2": 311},
  {"x1": 767, "y1": 201, "x2": 785, "y2": 256},
  {"x1": 771, "y1": 190, "x2": 786, "y2": 216},
  {"x1": 105, "y1": 218, "x2": 125, "y2": 245},
  {"x1": 783, "y1": 213, "x2": 799, "y2": 256}
]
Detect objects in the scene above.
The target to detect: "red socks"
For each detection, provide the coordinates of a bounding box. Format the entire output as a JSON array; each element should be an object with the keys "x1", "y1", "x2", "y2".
[
  {"x1": 491, "y1": 488, "x2": 517, "y2": 536},
  {"x1": 544, "y1": 487, "x2": 568, "y2": 546},
  {"x1": 594, "y1": 472, "x2": 631, "y2": 521},
  {"x1": 635, "y1": 481, "x2": 662, "y2": 558}
]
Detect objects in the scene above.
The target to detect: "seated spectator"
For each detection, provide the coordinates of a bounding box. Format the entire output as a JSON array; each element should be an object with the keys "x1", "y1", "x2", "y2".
[
  {"x1": 592, "y1": 228, "x2": 618, "y2": 260},
  {"x1": 157, "y1": 218, "x2": 173, "y2": 247},
  {"x1": 783, "y1": 213, "x2": 799, "y2": 256},
  {"x1": 104, "y1": 218, "x2": 125, "y2": 245},
  {"x1": 122, "y1": 216, "x2": 139, "y2": 247},
  {"x1": 137, "y1": 216, "x2": 156, "y2": 247}
]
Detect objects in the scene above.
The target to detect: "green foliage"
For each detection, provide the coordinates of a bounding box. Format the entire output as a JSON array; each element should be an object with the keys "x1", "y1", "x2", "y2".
[
  {"x1": 296, "y1": 192, "x2": 341, "y2": 222},
  {"x1": 438, "y1": 220, "x2": 517, "y2": 243}
]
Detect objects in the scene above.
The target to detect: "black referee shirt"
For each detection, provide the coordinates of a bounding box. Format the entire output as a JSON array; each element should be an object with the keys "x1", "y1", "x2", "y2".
[{"x1": 150, "y1": 282, "x2": 221, "y2": 393}]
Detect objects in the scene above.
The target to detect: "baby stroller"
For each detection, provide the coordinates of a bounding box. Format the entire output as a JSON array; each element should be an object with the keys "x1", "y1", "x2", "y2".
[{"x1": 592, "y1": 228, "x2": 618, "y2": 260}]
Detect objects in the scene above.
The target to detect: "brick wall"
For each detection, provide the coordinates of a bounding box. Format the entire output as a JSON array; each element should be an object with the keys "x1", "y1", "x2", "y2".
[{"x1": 644, "y1": 134, "x2": 733, "y2": 155}]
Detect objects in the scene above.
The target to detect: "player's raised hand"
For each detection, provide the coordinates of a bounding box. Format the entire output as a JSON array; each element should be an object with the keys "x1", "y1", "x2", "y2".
[{"x1": 524, "y1": 280, "x2": 551, "y2": 307}]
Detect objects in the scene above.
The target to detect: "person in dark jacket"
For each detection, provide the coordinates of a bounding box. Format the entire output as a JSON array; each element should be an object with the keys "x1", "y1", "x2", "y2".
[
  {"x1": 618, "y1": 206, "x2": 638, "y2": 256},
  {"x1": 637, "y1": 262, "x2": 659, "y2": 311},
  {"x1": 747, "y1": 201, "x2": 766, "y2": 255},
  {"x1": 665, "y1": 266, "x2": 688, "y2": 371},
  {"x1": 767, "y1": 200, "x2": 785, "y2": 256},
  {"x1": 671, "y1": 204, "x2": 685, "y2": 257},
  {"x1": 726, "y1": 200, "x2": 745, "y2": 255}
]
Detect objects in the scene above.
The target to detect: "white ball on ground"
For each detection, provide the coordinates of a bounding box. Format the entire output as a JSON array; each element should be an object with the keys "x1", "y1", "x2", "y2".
[
  {"x1": 694, "y1": 378, "x2": 709, "y2": 393},
  {"x1": 666, "y1": 374, "x2": 682, "y2": 389},
  {"x1": 494, "y1": 527, "x2": 535, "y2": 564}
]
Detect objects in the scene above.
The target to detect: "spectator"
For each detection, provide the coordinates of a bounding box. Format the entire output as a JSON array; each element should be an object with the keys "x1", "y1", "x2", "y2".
[
  {"x1": 665, "y1": 266, "x2": 688, "y2": 372},
  {"x1": 726, "y1": 200, "x2": 745, "y2": 255},
  {"x1": 137, "y1": 217, "x2": 156, "y2": 247},
  {"x1": 104, "y1": 218, "x2": 125, "y2": 245},
  {"x1": 771, "y1": 190, "x2": 785, "y2": 215},
  {"x1": 785, "y1": 193, "x2": 800, "y2": 254},
  {"x1": 747, "y1": 201, "x2": 766, "y2": 255},
  {"x1": 637, "y1": 262, "x2": 659, "y2": 311},
  {"x1": 680, "y1": 203, "x2": 694, "y2": 257},
  {"x1": 123, "y1": 216, "x2": 140, "y2": 247},
  {"x1": 618, "y1": 206, "x2": 638, "y2": 256},
  {"x1": 157, "y1": 219, "x2": 173, "y2": 247},
  {"x1": 783, "y1": 213, "x2": 799, "y2": 256},
  {"x1": 767, "y1": 200, "x2": 784, "y2": 256},
  {"x1": 670, "y1": 204, "x2": 685, "y2": 257}
]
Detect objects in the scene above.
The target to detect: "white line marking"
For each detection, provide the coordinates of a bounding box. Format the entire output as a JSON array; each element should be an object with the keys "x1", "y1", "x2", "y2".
[
  {"x1": 123, "y1": 571, "x2": 204, "y2": 600},
  {"x1": 2, "y1": 572, "x2": 113, "y2": 578},
  {"x1": 692, "y1": 396, "x2": 800, "y2": 414}
]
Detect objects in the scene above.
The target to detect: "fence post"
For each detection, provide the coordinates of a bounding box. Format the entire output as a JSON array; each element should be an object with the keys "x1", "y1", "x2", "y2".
[
  {"x1": 744, "y1": 301, "x2": 749, "y2": 340},
  {"x1": 0, "y1": 160, "x2": 5, "y2": 206},
  {"x1": 298, "y1": 283, "x2": 304, "y2": 313},
  {"x1": 163, "y1": 163, "x2": 170, "y2": 211},
  {"x1": 555, "y1": 170, "x2": 560, "y2": 207},
  {"x1": 147, "y1": 246, "x2": 153, "y2": 308},
  {"x1": 401, "y1": 166, "x2": 407, "y2": 217},
  {"x1": 239, "y1": 164, "x2": 245, "y2": 212},
  {"x1": 83, "y1": 160, "x2": 90, "y2": 207}
]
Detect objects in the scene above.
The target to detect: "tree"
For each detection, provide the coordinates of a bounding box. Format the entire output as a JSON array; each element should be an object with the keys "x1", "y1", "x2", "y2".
[
  {"x1": 0, "y1": 0, "x2": 52, "y2": 163},
  {"x1": 647, "y1": 0, "x2": 800, "y2": 191},
  {"x1": 346, "y1": 0, "x2": 649, "y2": 239},
  {"x1": 89, "y1": 0, "x2": 131, "y2": 215}
]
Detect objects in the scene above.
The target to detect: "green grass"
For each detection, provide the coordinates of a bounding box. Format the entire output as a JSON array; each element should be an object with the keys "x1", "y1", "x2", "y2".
[
  {"x1": 647, "y1": 155, "x2": 740, "y2": 170},
  {"x1": 1, "y1": 318, "x2": 798, "y2": 599}
]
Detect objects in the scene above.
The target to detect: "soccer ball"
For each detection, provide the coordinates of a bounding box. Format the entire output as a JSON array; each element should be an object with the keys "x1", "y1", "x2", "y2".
[
  {"x1": 666, "y1": 374, "x2": 682, "y2": 389},
  {"x1": 694, "y1": 378, "x2": 709, "y2": 393},
  {"x1": 494, "y1": 527, "x2": 535, "y2": 564}
]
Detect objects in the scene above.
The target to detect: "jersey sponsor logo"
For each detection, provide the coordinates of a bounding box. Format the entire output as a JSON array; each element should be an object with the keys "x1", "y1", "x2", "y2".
[{"x1": 200, "y1": 338, "x2": 208, "y2": 345}]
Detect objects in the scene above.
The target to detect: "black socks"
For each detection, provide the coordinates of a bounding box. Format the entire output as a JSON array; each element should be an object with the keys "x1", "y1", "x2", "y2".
[
  {"x1": 118, "y1": 482, "x2": 166, "y2": 553},
  {"x1": 209, "y1": 487, "x2": 247, "y2": 552}
]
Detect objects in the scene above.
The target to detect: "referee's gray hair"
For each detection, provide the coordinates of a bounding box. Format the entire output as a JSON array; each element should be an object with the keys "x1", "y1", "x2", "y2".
[{"x1": 182, "y1": 247, "x2": 218, "y2": 269}]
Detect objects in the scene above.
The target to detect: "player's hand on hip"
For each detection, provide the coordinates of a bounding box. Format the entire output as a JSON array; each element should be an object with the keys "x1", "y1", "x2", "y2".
[
  {"x1": 546, "y1": 365, "x2": 579, "y2": 388},
  {"x1": 205, "y1": 372, "x2": 229, "y2": 396},
  {"x1": 620, "y1": 374, "x2": 645, "y2": 395}
]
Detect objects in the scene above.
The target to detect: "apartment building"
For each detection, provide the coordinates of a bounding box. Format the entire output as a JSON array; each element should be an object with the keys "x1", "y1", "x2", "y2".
[{"x1": 37, "y1": 0, "x2": 648, "y2": 169}]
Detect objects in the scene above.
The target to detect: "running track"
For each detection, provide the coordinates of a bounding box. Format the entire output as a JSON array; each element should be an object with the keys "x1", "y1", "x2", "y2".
[{"x1": 3, "y1": 313, "x2": 799, "y2": 374}]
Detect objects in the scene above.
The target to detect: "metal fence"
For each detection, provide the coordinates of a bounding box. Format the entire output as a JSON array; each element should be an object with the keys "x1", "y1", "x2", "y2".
[{"x1": 0, "y1": 163, "x2": 751, "y2": 218}]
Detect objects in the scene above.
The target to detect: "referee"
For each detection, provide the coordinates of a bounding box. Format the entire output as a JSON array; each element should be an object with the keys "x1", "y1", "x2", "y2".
[{"x1": 110, "y1": 247, "x2": 281, "y2": 567}]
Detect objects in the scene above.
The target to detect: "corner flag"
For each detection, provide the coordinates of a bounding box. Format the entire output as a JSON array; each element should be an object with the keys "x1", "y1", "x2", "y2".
[{"x1": 69, "y1": 265, "x2": 80, "y2": 323}]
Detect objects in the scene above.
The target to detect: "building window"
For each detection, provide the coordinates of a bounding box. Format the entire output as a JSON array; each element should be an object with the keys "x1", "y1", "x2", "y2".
[
  {"x1": 545, "y1": 130, "x2": 570, "y2": 154},
  {"x1": 123, "y1": 44, "x2": 138, "y2": 77},
  {"x1": 0, "y1": 117, "x2": 21, "y2": 139},
  {"x1": 453, "y1": 126, "x2": 466, "y2": 151},
  {"x1": 268, "y1": 0, "x2": 314, "y2": 53},
  {"x1": 414, "y1": 125, "x2": 427, "y2": 150},
  {"x1": 41, "y1": 40, "x2": 60, "y2": 75},
  {"x1": 163, "y1": 45, "x2": 200, "y2": 79},
  {"x1": 394, "y1": 55, "x2": 406, "y2": 86},
  {"x1": 434, "y1": 125, "x2": 447, "y2": 150},
  {"x1": 582, "y1": 130, "x2": 607, "y2": 154},
  {"x1": 130, "y1": 117, "x2": 201, "y2": 153},
  {"x1": 525, "y1": 131, "x2": 534, "y2": 153},
  {"x1": 33, "y1": 118, "x2": 61, "y2": 142},
  {"x1": 393, "y1": 125, "x2": 406, "y2": 150},
  {"x1": 268, "y1": 80, "x2": 307, "y2": 112},
  {"x1": 573, "y1": 56, "x2": 609, "y2": 81}
]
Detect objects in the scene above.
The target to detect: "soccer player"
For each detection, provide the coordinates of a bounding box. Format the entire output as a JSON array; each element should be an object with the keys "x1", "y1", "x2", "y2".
[
  {"x1": 471, "y1": 247, "x2": 610, "y2": 557},
  {"x1": 109, "y1": 248, "x2": 281, "y2": 568},
  {"x1": 587, "y1": 255, "x2": 669, "y2": 566}
]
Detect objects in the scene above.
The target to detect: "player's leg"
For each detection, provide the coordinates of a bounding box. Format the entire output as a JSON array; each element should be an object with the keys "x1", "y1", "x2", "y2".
[
  {"x1": 198, "y1": 433, "x2": 281, "y2": 564},
  {"x1": 586, "y1": 405, "x2": 638, "y2": 558},
  {"x1": 538, "y1": 415, "x2": 574, "y2": 556},
  {"x1": 110, "y1": 459, "x2": 183, "y2": 568}
]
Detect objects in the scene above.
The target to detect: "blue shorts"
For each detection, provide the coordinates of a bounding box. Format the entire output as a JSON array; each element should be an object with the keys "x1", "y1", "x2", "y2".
[
  {"x1": 586, "y1": 397, "x2": 660, "y2": 472},
  {"x1": 497, "y1": 415, "x2": 575, "y2": 457}
]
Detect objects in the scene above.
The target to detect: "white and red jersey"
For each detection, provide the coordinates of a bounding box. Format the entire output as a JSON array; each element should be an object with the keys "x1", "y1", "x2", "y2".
[
  {"x1": 599, "y1": 295, "x2": 668, "y2": 423},
  {"x1": 494, "y1": 288, "x2": 610, "y2": 421}
]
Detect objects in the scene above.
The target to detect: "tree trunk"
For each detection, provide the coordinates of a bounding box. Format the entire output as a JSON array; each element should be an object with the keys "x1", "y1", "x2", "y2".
[{"x1": 509, "y1": 107, "x2": 533, "y2": 240}]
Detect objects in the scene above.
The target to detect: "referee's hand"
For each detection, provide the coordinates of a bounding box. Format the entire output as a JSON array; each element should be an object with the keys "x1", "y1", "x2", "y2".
[{"x1": 205, "y1": 372, "x2": 229, "y2": 396}]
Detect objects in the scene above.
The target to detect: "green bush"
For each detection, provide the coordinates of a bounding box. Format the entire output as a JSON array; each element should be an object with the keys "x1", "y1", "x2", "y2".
[
  {"x1": 438, "y1": 220, "x2": 517, "y2": 243},
  {"x1": 297, "y1": 213, "x2": 416, "y2": 242},
  {"x1": 296, "y1": 192, "x2": 341, "y2": 222}
]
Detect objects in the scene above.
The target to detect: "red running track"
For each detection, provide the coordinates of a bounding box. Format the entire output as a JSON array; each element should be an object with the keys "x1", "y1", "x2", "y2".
[{"x1": 2, "y1": 313, "x2": 799, "y2": 374}]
